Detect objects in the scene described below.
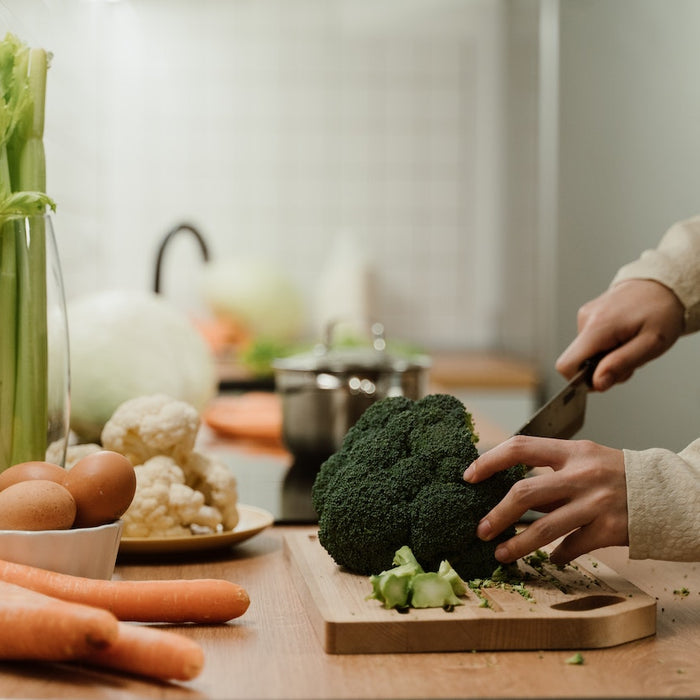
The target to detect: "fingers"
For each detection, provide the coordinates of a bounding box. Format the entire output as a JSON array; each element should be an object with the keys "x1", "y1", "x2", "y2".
[
  {"x1": 475, "y1": 471, "x2": 573, "y2": 556},
  {"x1": 557, "y1": 326, "x2": 666, "y2": 392},
  {"x1": 555, "y1": 291, "x2": 625, "y2": 380},
  {"x1": 549, "y1": 522, "x2": 626, "y2": 565},
  {"x1": 463, "y1": 436, "x2": 570, "y2": 484},
  {"x1": 555, "y1": 328, "x2": 618, "y2": 382},
  {"x1": 556, "y1": 278, "x2": 685, "y2": 389},
  {"x1": 490, "y1": 502, "x2": 593, "y2": 564},
  {"x1": 467, "y1": 441, "x2": 628, "y2": 564},
  {"x1": 491, "y1": 508, "x2": 578, "y2": 564},
  {"x1": 486, "y1": 497, "x2": 628, "y2": 565}
]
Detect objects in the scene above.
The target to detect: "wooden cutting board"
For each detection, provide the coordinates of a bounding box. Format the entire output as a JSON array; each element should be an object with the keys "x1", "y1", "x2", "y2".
[{"x1": 284, "y1": 531, "x2": 656, "y2": 654}]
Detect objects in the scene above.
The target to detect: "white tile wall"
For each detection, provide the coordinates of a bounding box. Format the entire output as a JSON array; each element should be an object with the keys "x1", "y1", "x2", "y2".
[
  {"x1": 0, "y1": 0, "x2": 541, "y2": 354},
  {"x1": 0, "y1": 0, "x2": 102, "y2": 294}
]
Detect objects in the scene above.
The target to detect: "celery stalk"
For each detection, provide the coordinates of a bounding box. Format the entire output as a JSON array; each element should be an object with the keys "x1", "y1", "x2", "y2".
[
  {"x1": 0, "y1": 35, "x2": 55, "y2": 472},
  {"x1": 9, "y1": 47, "x2": 49, "y2": 464},
  {"x1": 0, "y1": 36, "x2": 24, "y2": 469},
  {"x1": 0, "y1": 203, "x2": 17, "y2": 467}
]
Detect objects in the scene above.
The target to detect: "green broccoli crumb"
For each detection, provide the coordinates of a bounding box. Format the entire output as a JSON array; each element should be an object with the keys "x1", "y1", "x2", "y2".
[
  {"x1": 673, "y1": 587, "x2": 690, "y2": 597},
  {"x1": 523, "y1": 549, "x2": 549, "y2": 572},
  {"x1": 565, "y1": 652, "x2": 584, "y2": 665},
  {"x1": 466, "y1": 565, "x2": 535, "y2": 604}
]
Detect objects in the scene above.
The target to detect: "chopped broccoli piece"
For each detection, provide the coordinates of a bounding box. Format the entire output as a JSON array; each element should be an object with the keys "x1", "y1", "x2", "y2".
[
  {"x1": 366, "y1": 546, "x2": 466, "y2": 611},
  {"x1": 393, "y1": 545, "x2": 423, "y2": 570},
  {"x1": 367, "y1": 567, "x2": 414, "y2": 610},
  {"x1": 565, "y1": 652, "x2": 585, "y2": 665},
  {"x1": 438, "y1": 559, "x2": 468, "y2": 596},
  {"x1": 366, "y1": 547, "x2": 424, "y2": 609},
  {"x1": 410, "y1": 572, "x2": 463, "y2": 610},
  {"x1": 312, "y1": 394, "x2": 526, "y2": 580}
]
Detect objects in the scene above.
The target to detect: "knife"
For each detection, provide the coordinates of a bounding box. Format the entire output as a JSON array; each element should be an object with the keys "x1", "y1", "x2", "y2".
[{"x1": 515, "y1": 353, "x2": 605, "y2": 440}]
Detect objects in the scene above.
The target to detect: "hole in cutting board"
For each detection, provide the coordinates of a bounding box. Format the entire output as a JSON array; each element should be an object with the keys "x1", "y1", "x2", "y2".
[{"x1": 550, "y1": 595, "x2": 625, "y2": 612}]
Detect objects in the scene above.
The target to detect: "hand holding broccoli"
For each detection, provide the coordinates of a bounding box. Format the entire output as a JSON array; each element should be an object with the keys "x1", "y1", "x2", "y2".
[{"x1": 464, "y1": 436, "x2": 628, "y2": 565}]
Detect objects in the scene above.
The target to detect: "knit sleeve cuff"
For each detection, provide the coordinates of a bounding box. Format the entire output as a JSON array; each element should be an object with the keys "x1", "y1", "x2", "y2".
[
  {"x1": 624, "y1": 444, "x2": 700, "y2": 561},
  {"x1": 611, "y1": 216, "x2": 700, "y2": 334}
]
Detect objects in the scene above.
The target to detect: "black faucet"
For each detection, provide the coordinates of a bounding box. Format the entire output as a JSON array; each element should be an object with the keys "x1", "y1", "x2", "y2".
[{"x1": 153, "y1": 222, "x2": 211, "y2": 294}]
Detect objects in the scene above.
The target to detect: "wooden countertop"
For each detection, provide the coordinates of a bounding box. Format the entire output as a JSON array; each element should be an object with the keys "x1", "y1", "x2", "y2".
[
  {"x1": 429, "y1": 350, "x2": 539, "y2": 390},
  {"x1": 217, "y1": 350, "x2": 540, "y2": 391},
  {"x1": 0, "y1": 526, "x2": 698, "y2": 698}
]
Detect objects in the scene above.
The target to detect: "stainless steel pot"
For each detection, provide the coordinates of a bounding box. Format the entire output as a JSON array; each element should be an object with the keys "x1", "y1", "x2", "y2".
[{"x1": 273, "y1": 323, "x2": 431, "y2": 459}]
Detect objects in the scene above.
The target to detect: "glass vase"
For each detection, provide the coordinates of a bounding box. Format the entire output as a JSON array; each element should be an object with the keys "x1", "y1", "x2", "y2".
[{"x1": 0, "y1": 213, "x2": 70, "y2": 472}]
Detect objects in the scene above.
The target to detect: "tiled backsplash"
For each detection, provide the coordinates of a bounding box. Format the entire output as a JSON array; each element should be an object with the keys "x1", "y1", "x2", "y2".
[{"x1": 0, "y1": 0, "x2": 540, "y2": 353}]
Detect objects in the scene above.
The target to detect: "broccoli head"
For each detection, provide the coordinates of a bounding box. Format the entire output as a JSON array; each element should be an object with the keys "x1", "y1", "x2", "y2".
[{"x1": 311, "y1": 394, "x2": 526, "y2": 581}]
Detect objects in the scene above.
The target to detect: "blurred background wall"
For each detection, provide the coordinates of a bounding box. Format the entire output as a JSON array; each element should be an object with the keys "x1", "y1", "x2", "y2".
[
  {"x1": 555, "y1": 0, "x2": 700, "y2": 452},
  {"x1": 2, "y1": 0, "x2": 526, "y2": 351},
  {"x1": 1, "y1": 0, "x2": 699, "y2": 451}
]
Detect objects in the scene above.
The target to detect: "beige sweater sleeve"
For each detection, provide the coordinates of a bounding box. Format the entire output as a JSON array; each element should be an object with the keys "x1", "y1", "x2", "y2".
[
  {"x1": 624, "y1": 443, "x2": 700, "y2": 561},
  {"x1": 611, "y1": 215, "x2": 700, "y2": 333},
  {"x1": 612, "y1": 216, "x2": 700, "y2": 560}
]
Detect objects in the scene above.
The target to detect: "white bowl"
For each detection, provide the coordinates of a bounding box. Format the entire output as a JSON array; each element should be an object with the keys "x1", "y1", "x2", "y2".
[{"x1": 0, "y1": 520, "x2": 123, "y2": 580}]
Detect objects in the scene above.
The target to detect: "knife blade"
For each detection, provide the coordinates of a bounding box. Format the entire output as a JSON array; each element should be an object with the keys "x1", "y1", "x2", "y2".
[{"x1": 515, "y1": 354, "x2": 603, "y2": 440}]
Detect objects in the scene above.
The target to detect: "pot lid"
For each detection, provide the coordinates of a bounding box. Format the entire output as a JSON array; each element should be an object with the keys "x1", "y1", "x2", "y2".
[{"x1": 272, "y1": 322, "x2": 431, "y2": 373}]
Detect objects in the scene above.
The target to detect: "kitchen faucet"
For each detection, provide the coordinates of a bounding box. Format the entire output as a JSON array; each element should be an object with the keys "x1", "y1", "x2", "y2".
[{"x1": 153, "y1": 222, "x2": 211, "y2": 294}]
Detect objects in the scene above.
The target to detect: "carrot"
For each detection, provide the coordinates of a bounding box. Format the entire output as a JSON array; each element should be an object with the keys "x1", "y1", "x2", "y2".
[
  {"x1": 78, "y1": 621, "x2": 205, "y2": 682},
  {"x1": 0, "y1": 558, "x2": 249, "y2": 623},
  {"x1": 0, "y1": 580, "x2": 118, "y2": 660}
]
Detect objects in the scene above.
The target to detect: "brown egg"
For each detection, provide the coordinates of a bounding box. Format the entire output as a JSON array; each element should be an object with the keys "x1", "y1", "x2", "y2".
[
  {"x1": 63, "y1": 450, "x2": 137, "y2": 528},
  {"x1": 0, "y1": 461, "x2": 67, "y2": 492},
  {"x1": 0, "y1": 479, "x2": 76, "y2": 530}
]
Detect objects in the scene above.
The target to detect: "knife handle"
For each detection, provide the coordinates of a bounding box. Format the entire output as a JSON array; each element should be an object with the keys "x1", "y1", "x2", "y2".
[{"x1": 579, "y1": 350, "x2": 609, "y2": 388}]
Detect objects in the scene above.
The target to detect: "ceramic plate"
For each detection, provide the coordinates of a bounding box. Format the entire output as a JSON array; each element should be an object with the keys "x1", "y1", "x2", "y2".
[{"x1": 118, "y1": 504, "x2": 274, "y2": 554}]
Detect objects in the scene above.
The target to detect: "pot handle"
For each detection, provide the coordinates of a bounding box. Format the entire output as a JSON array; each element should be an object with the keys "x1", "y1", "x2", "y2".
[{"x1": 320, "y1": 319, "x2": 388, "y2": 353}]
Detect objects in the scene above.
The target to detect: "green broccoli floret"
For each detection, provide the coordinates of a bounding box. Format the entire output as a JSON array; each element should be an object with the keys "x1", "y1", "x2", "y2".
[{"x1": 312, "y1": 394, "x2": 526, "y2": 580}]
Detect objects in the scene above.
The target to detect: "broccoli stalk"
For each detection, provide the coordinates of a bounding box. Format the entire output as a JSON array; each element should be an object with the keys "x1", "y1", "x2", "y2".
[
  {"x1": 366, "y1": 546, "x2": 465, "y2": 612},
  {"x1": 393, "y1": 545, "x2": 422, "y2": 569},
  {"x1": 410, "y1": 573, "x2": 463, "y2": 610},
  {"x1": 438, "y1": 559, "x2": 468, "y2": 596},
  {"x1": 367, "y1": 564, "x2": 419, "y2": 610},
  {"x1": 367, "y1": 547, "x2": 424, "y2": 610}
]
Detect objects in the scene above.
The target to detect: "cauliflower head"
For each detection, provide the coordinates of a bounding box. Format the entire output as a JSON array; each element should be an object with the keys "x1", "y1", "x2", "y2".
[
  {"x1": 101, "y1": 393, "x2": 200, "y2": 466},
  {"x1": 183, "y1": 451, "x2": 240, "y2": 530},
  {"x1": 92, "y1": 394, "x2": 241, "y2": 538},
  {"x1": 122, "y1": 456, "x2": 224, "y2": 538},
  {"x1": 46, "y1": 440, "x2": 102, "y2": 468}
]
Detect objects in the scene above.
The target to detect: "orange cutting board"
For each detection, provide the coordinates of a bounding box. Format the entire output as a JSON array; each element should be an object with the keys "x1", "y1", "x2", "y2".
[{"x1": 284, "y1": 532, "x2": 656, "y2": 654}]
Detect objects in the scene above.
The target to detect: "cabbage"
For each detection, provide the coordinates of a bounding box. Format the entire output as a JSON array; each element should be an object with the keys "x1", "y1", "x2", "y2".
[
  {"x1": 67, "y1": 290, "x2": 217, "y2": 442},
  {"x1": 201, "y1": 257, "x2": 305, "y2": 341}
]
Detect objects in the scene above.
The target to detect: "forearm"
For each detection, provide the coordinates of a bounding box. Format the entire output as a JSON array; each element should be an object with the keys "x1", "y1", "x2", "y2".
[
  {"x1": 625, "y1": 438, "x2": 700, "y2": 561},
  {"x1": 612, "y1": 216, "x2": 700, "y2": 334}
]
